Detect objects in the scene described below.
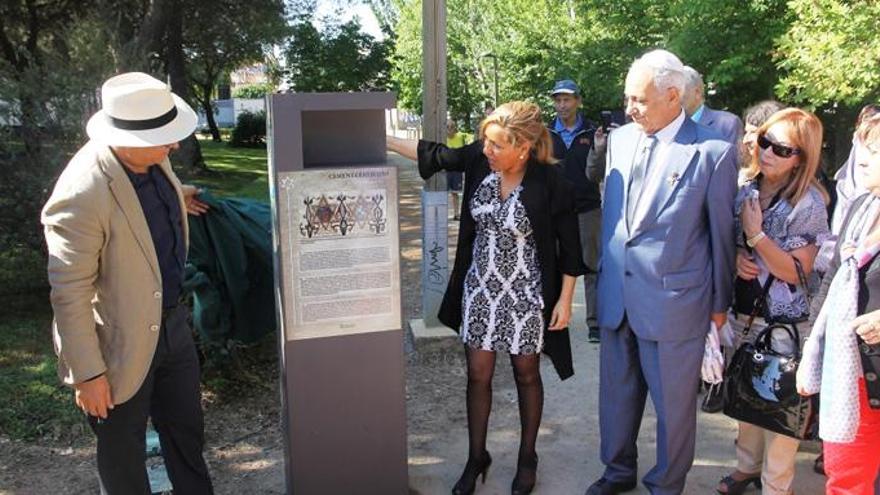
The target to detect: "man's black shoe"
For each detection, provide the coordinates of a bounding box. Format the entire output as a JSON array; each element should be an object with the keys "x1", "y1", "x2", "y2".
[
  {"x1": 585, "y1": 477, "x2": 637, "y2": 495},
  {"x1": 700, "y1": 382, "x2": 725, "y2": 413},
  {"x1": 588, "y1": 326, "x2": 601, "y2": 343}
]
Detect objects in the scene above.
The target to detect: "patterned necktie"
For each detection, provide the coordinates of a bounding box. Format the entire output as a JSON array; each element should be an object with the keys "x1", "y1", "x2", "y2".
[{"x1": 627, "y1": 134, "x2": 657, "y2": 226}]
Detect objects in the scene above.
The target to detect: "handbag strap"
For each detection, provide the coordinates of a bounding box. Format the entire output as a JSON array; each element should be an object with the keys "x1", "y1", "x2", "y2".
[
  {"x1": 793, "y1": 257, "x2": 811, "y2": 308},
  {"x1": 744, "y1": 274, "x2": 775, "y2": 335},
  {"x1": 746, "y1": 257, "x2": 811, "y2": 335},
  {"x1": 754, "y1": 322, "x2": 803, "y2": 357}
]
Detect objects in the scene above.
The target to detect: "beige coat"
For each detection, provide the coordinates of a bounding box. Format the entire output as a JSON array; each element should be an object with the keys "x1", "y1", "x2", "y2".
[{"x1": 42, "y1": 141, "x2": 189, "y2": 404}]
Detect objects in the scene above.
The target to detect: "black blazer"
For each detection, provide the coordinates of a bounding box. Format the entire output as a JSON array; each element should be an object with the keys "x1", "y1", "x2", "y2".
[
  {"x1": 812, "y1": 193, "x2": 880, "y2": 407},
  {"x1": 417, "y1": 140, "x2": 587, "y2": 380}
]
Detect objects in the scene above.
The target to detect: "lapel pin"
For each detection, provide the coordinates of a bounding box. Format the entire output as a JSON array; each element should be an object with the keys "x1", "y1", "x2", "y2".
[{"x1": 667, "y1": 173, "x2": 681, "y2": 185}]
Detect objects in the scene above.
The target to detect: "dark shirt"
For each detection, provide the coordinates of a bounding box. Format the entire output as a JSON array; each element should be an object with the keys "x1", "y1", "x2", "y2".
[
  {"x1": 548, "y1": 114, "x2": 599, "y2": 212},
  {"x1": 123, "y1": 164, "x2": 186, "y2": 309}
]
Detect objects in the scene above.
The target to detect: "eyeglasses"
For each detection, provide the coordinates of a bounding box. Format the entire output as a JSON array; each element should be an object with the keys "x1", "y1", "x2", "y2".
[{"x1": 757, "y1": 134, "x2": 800, "y2": 158}]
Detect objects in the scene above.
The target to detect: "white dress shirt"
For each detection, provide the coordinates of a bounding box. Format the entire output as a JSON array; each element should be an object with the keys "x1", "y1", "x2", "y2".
[{"x1": 632, "y1": 109, "x2": 687, "y2": 224}]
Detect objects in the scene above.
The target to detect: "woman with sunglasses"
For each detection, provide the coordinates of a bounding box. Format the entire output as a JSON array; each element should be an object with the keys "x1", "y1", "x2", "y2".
[
  {"x1": 740, "y1": 100, "x2": 786, "y2": 169},
  {"x1": 718, "y1": 108, "x2": 830, "y2": 495},
  {"x1": 797, "y1": 113, "x2": 880, "y2": 495}
]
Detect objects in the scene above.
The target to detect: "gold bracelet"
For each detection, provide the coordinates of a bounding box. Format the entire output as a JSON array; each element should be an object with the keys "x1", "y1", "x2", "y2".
[{"x1": 746, "y1": 231, "x2": 766, "y2": 248}]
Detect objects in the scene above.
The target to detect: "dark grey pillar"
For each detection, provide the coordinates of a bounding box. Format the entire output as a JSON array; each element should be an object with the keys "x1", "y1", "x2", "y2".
[{"x1": 267, "y1": 92, "x2": 408, "y2": 494}]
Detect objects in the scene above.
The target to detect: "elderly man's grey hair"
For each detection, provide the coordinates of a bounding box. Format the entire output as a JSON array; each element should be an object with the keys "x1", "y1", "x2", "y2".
[
  {"x1": 628, "y1": 49, "x2": 686, "y2": 96},
  {"x1": 682, "y1": 66, "x2": 704, "y2": 93}
]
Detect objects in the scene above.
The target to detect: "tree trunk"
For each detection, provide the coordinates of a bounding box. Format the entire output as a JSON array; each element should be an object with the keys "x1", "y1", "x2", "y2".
[
  {"x1": 164, "y1": 0, "x2": 208, "y2": 175},
  {"x1": 113, "y1": 0, "x2": 172, "y2": 72},
  {"x1": 18, "y1": 93, "x2": 44, "y2": 160},
  {"x1": 198, "y1": 84, "x2": 222, "y2": 142}
]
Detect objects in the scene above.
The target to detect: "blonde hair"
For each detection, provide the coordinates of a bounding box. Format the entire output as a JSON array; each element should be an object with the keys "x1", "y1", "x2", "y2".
[
  {"x1": 856, "y1": 113, "x2": 880, "y2": 149},
  {"x1": 479, "y1": 101, "x2": 557, "y2": 164},
  {"x1": 742, "y1": 107, "x2": 828, "y2": 205}
]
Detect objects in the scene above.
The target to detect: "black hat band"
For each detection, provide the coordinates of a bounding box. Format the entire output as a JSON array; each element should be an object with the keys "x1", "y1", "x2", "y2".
[{"x1": 108, "y1": 106, "x2": 178, "y2": 131}]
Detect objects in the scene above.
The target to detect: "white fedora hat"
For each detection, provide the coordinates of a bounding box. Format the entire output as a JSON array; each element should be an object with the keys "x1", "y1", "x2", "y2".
[{"x1": 86, "y1": 72, "x2": 198, "y2": 147}]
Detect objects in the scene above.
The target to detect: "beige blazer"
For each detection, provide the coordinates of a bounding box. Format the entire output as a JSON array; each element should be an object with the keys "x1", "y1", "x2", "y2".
[{"x1": 42, "y1": 141, "x2": 189, "y2": 404}]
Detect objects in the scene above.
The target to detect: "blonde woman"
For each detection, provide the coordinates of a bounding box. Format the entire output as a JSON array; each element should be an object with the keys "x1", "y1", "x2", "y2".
[
  {"x1": 388, "y1": 102, "x2": 586, "y2": 495},
  {"x1": 719, "y1": 108, "x2": 830, "y2": 495}
]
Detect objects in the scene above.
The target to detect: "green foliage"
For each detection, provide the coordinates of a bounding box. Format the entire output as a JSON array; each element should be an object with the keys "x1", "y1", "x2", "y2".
[
  {"x1": 0, "y1": 4, "x2": 114, "y2": 285},
  {"x1": 390, "y1": 0, "x2": 789, "y2": 121},
  {"x1": 666, "y1": 0, "x2": 789, "y2": 112},
  {"x1": 232, "y1": 82, "x2": 276, "y2": 99},
  {"x1": 775, "y1": 0, "x2": 880, "y2": 107},
  {"x1": 284, "y1": 14, "x2": 393, "y2": 92},
  {"x1": 185, "y1": 0, "x2": 288, "y2": 107},
  {"x1": 0, "y1": 296, "x2": 86, "y2": 442},
  {"x1": 230, "y1": 110, "x2": 267, "y2": 148}
]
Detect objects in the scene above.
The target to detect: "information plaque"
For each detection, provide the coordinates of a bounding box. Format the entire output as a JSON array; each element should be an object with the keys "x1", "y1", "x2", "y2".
[{"x1": 277, "y1": 166, "x2": 401, "y2": 340}]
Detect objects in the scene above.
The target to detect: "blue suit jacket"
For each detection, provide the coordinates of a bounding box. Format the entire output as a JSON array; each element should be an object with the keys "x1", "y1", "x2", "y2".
[
  {"x1": 597, "y1": 118, "x2": 737, "y2": 341},
  {"x1": 698, "y1": 106, "x2": 744, "y2": 149}
]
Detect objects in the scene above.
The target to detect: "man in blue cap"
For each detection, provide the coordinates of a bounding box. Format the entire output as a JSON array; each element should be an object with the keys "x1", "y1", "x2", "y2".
[{"x1": 548, "y1": 79, "x2": 602, "y2": 343}]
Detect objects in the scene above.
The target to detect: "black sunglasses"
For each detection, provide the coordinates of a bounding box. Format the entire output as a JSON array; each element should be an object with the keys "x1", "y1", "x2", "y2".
[{"x1": 757, "y1": 134, "x2": 801, "y2": 158}]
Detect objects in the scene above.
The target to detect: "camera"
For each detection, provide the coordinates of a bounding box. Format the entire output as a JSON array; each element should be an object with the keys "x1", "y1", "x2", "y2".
[{"x1": 599, "y1": 109, "x2": 625, "y2": 133}]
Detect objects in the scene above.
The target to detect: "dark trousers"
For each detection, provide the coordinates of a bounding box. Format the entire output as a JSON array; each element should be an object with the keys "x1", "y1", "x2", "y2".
[{"x1": 88, "y1": 305, "x2": 213, "y2": 495}]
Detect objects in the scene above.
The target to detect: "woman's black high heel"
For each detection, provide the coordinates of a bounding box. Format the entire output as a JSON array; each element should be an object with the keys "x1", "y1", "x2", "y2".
[
  {"x1": 452, "y1": 451, "x2": 492, "y2": 495},
  {"x1": 717, "y1": 473, "x2": 762, "y2": 495},
  {"x1": 511, "y1": 452, "x2": 538, "y2": 495}
]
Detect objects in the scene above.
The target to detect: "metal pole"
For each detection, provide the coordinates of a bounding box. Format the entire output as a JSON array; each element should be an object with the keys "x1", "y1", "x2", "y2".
[{"x1": 419, "y1": 0, "x2": 448, "y2": 329}]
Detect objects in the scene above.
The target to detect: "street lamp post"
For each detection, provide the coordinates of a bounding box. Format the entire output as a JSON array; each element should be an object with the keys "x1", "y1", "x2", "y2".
[{"x1": 481, "y1": 53, "x2": 499, "y2": 109}]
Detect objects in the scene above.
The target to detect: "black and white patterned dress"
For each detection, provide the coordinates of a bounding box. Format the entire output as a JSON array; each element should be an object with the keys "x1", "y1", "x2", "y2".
[{"x1": 461, "y1": 172, "x2": 544, "y2": 354}]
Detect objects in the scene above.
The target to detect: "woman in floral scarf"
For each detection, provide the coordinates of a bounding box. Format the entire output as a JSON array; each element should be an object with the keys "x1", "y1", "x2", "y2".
[{"x1": 798, "y1": 113, "x2": 880, "y2": 494}]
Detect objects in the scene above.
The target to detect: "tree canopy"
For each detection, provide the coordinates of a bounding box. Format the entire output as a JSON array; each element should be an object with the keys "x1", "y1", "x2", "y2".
[
  {"x1": 775, "y1": 0, "x2": 880, "y2": 107},
  {"x1": 386, "y1": 0, "x2": 878, "y2": 132},
  {"x1": 283, "y1": 7, "x2": 393, "y2": 92}
]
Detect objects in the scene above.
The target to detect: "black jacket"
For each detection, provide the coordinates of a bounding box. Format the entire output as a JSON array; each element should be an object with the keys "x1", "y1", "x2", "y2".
[
  {"x1": 548, "y1": 115, "x2": 600, "y2": 212},
  {"x1": 812, "y1": 193, "x2": 880, "y2": 407},
  {"x1": 417, "y1": 139, "x2": 587, "y2": 380}
]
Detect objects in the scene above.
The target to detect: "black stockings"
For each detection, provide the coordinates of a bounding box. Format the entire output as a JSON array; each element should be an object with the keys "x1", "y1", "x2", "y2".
[
  {"x1": 510, "y1": 353, "x2": 542, "y2": 462},
  {"x1": 464, "y1": 347, "x2": 495, "y2": 462},
  {"x1": 463, "y1": 347, "x2": 543, "y2": 462}
]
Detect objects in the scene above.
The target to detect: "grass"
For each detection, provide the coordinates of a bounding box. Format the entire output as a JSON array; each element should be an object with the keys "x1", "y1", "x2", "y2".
[
  {"x1": 0, "y1": 137, "x2": 271, "y2": 442},
  {"x1": 194, "y1": 137, "x2": 269, "y2": 201},
  {"x1": 0, "y1": 293, "x2": 87, "y2": 443}
]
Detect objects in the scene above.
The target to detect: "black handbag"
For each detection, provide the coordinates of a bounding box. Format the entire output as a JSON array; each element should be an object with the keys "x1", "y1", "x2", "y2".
[
  {"x1": 722, "y1": 322, "x2": 818, "y2": 439},
  {"x1": 723, "y1": 259, "x2": 817, "y2": 439}
]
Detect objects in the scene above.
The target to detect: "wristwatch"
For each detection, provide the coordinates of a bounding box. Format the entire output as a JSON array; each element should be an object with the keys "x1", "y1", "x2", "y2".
[{"x1": 746, "y1": 231, "x2": 766, "y2": 248}]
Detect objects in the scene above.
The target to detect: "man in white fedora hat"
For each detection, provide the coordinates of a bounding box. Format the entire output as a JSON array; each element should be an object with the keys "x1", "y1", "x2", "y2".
[{"x1": 42, "y1": 72, "x2": 213, "y2": 494}]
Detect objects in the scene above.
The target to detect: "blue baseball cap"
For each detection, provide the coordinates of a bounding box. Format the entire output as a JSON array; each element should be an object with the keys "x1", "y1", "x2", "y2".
[{"x1": 550, "y1": 79, "x2": 580, "y2": 96}]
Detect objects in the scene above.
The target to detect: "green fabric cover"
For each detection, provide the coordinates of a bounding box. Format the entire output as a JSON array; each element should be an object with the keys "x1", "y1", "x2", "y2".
[{"x1": 183, "y1": 192, "x2": 276, "y2": 344}]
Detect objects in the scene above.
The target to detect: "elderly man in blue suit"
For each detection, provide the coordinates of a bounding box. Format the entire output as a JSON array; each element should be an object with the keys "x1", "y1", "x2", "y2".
[
  {"x1": 682, "y1": 66, "x2": 744, "y2": 150},
  {"x1": 586, "y1": 50, "x2": 737, "y2": 495}
]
